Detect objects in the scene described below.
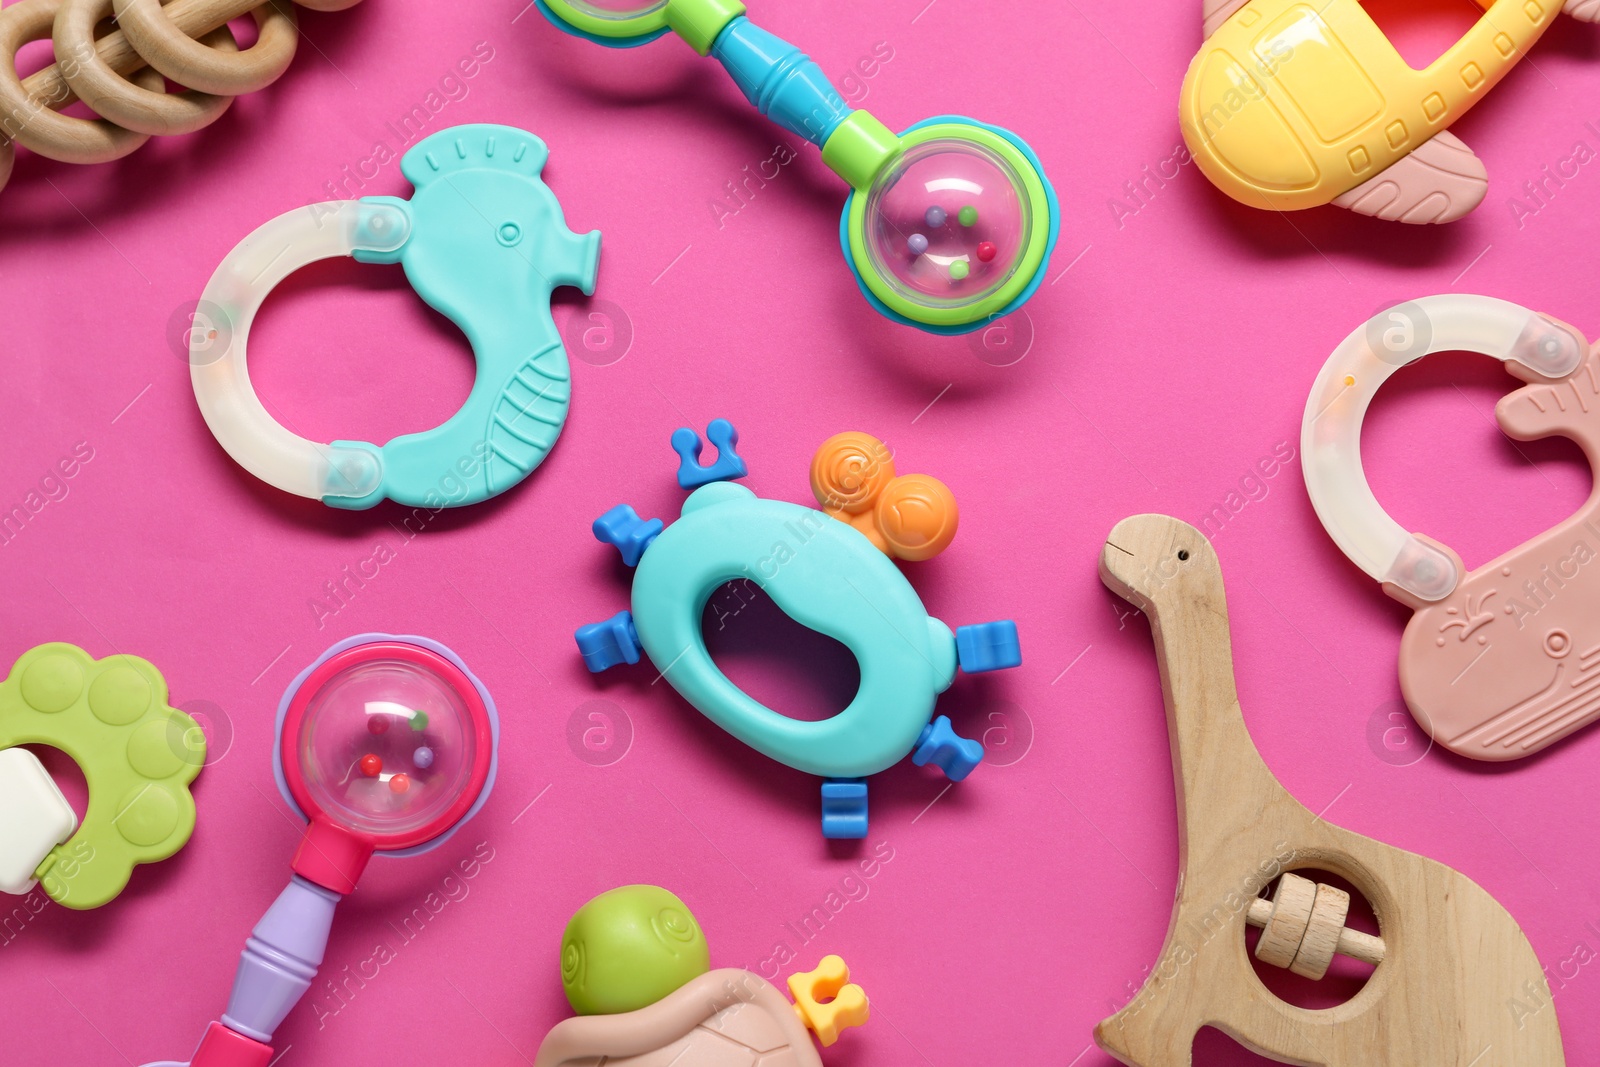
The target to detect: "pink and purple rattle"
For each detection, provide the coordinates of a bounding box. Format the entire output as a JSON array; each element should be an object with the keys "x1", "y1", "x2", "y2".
[{"x1": 143, "y1": 634, "x2": 498, "y2": 1067}]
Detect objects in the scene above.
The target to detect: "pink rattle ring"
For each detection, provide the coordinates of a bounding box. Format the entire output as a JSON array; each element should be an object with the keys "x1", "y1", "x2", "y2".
[
  {"x1": 274, "y1": 637, "x2": 497, "y2": 891},
  {"x1": 146, "y1": 634, "x2": 499, "y2": 1067}
]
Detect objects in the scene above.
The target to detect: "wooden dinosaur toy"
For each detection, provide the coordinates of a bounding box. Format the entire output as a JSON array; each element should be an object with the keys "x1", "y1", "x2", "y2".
[{"x1": 1094, "y1": 514, "x2": 1565, "y2": 1066}]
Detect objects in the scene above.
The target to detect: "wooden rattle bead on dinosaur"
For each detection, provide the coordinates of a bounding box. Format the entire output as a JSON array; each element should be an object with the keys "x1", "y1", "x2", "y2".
[
  {"x1": 1291, "y1": 881, "x2": 1351, "y2": 980},
  {"x1": 1253, "y1": 870, "x2": 1317, "y2": 969},
  {"x1": 1244, "y1": 889, "x2": 1387, "y2": 971}
]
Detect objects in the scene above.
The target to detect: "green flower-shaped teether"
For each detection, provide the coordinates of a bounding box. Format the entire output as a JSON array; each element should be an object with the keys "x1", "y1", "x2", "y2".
[{"x1": 0, "y1": 643, "x2": 204, "y2": 909}]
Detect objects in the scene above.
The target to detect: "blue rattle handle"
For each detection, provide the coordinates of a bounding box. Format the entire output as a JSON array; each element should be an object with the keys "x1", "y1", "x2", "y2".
[{"x1": 711, "y1": 17, "x2": 853, "y2": 149}]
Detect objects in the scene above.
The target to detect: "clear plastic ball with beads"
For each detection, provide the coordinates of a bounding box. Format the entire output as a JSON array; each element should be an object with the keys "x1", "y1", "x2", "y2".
[
  {"x1": 290, "y1": 655, "x2": 480, "y2": 840},
  {"x1": 861, "y1": 137, "x2": 1033, "y2": 313}
]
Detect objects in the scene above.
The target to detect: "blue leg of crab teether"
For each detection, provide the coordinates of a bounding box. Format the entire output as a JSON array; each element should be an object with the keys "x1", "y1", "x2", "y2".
[
  {"x1": 820, "y1": 778, "x2": 868, "y2": 839},
  {"x1": 593, "y1": 504, "x2": 663, "y2": 567},
  {"x1": 955, "y1": 621, "x2": 1022, "y2": 673},
  {"x1": 673, "y1": 419, "x2": 748, "y2": 489},
  {"x1": 913, "y1": 716, "x2": 985, "y2": 781},
  {"x1": 575, "y1": 611, "x2": 642, "y2": 672}
]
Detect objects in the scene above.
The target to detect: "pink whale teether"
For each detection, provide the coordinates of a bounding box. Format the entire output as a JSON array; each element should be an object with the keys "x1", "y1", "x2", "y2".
[{"x1": 1303, "y1": 295, "x2": 1599, "y2": 761}]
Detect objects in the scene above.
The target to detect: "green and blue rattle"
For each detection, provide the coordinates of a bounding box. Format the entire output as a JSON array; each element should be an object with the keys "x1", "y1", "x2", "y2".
[
  {"x1": 537, "y1": 0, "x2": 1060, "y2": 334},
  {"x1": 575, "y1": 422, "x2": 1021, "y2": 838}
]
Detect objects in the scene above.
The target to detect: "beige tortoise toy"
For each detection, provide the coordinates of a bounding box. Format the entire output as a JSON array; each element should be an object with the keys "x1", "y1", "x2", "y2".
[{"x1": 534, "y1": 885, "x2": 868, "y2": 1067}]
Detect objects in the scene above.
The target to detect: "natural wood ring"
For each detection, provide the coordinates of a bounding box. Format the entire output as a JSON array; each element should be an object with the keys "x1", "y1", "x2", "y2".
[
  {"x1": 112, "y1": 0, "x2": 297, "y2": 97},
  {"x1": 55, "y1": 0, "x2": 238, "y2": 136},
  {"x1": 1254, "y1": 871, "x2": 1316, "y2": 969},
  {"x1": 1290, "y1": 883, "x2": 1352, "y2": 980},
  {"x1": 0, "y1": 0, "x2": 154, "y2": 163}
]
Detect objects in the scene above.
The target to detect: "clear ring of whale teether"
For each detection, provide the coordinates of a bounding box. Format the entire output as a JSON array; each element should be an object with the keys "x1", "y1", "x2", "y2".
[{"x1": 1301, "y1": 294, "x2": 1589, "y2": 602}]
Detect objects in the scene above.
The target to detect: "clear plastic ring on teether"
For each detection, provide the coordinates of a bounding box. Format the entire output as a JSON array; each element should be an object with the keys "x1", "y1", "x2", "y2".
[
  {"x1": 0, "y1": 0, "x2": 156, "y2": 163},
  {"x1": 55, "y1": 0, "x2": 238, "y2": 137},
  {"x1": 1301, "y1": 294, "x2": 1588, "y2": 602},
  {"x1": 190, "y1": 200, "x2": 411, "y2": 506},
  {"x1": 112, "y1": 0, "x2": 298, "y2": 97}
]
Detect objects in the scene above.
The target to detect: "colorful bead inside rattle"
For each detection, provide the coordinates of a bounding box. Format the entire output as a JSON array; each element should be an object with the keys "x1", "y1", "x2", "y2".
[
  {"x1": 864, "y1": 138, "x2": 1032, "y2": 308},
  {"x1": 283, "y1": 641, "x2": 491, "y2": 844}
]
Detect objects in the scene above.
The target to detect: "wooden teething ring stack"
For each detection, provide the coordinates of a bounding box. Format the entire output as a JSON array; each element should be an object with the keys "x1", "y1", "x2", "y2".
[{"x1": 0, "y1": 0, "x2": 363, "y2": 195}]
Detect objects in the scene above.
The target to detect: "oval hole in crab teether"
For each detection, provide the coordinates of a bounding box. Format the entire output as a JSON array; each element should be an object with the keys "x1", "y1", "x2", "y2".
[
  {"x1": 1245, "y1": 869, "x2": 1380, "y2": 1011},
  {"x1": 249, "y1": 261, "x2": 476, "y2": 451},
  {"x1": 701, "y1": 580, "x2": 861, "y2": 723}
]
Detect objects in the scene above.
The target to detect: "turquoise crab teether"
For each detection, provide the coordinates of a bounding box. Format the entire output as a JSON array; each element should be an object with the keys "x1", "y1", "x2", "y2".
[
  {"x1": 0, "y1": 644, "x2": 204, "y2": 910},
  {"x1": 190, "y1": 123, "x2": 600, "y2": 510},
  {"x1": 536, "y1": 0, "x2": 1059, "y2": 335},
  {"x1": 574, "y1": 423, "x2": 1021, "y2": 839}
]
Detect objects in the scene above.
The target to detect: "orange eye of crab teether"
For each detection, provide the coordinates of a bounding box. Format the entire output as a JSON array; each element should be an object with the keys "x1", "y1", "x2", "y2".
[
  {"x1": 810, "y1": 433, "x2": 958, "y2": 561},
  {"x1": 875, "y1": 473, "x2": 958, "y2": 561},
  {"x1": 810, "y1": 431, "x2": 896, "y2": 513}
]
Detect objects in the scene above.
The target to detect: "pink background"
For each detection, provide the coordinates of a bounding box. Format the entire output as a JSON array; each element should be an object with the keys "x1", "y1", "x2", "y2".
[{"x1": 4, "y1": 0, "x2": 1600, "y2": 1064}]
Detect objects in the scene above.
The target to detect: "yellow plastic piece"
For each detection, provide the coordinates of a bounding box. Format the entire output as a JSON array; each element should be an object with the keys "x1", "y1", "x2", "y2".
[
  {"x1": 809, "y1": 432, "x2": 958, "y2": 562},
  {"x1": 1180, "y1": 0, "x2": 1553, "y2": 211},
  {"x1": 787, "y1": 954, "x2": 869, "y2": 1047}
]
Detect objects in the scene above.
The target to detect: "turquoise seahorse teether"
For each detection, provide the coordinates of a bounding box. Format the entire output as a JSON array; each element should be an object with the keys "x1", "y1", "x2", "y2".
[
  {"x1": 190, "y1": 123, "x2": 601, "y2": 510},
  {"x1": 575, "y1": 422, "x2": 1021, "y2": 839}
]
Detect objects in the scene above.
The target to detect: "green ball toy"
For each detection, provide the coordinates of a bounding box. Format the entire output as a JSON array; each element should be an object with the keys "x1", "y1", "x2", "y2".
[{"x1": 560, "y1": 885, "x2": 711, "y2": 1015}]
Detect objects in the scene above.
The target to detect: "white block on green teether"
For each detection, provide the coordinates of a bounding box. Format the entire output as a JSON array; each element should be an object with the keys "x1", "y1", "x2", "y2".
[{"x1": 0, "y1": 747, "x2": 77, "y2": 895}]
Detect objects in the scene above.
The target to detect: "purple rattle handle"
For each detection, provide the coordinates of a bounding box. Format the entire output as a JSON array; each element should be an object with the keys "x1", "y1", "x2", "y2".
[
  {"x1": 140, "y1": 877, "x2": 343, "y2": 1067},
  {"x1": 222, "y1": 876, "x2": 343, "y2": 1041}
]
